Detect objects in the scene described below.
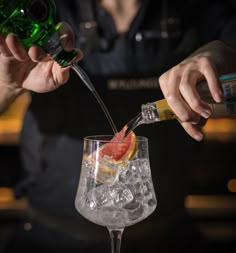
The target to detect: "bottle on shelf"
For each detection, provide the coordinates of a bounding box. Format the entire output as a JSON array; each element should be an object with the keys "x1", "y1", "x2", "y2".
[{"x1": 125, "y1": 73, "x2": 236, "y2": 135}]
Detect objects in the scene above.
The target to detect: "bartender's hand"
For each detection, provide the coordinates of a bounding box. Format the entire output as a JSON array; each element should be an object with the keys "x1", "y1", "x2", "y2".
[
  {"x1": 159, "y1": 40, "x2": 236, "y2": 141},
  {"x1": 0, "y1": 22, "x2": 82, "y2": 111}
]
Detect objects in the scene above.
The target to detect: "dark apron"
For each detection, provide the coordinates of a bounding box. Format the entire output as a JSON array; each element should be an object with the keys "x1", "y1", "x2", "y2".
[{"x1": 12, "y1": 0, "x2": 236, "y2": 251}]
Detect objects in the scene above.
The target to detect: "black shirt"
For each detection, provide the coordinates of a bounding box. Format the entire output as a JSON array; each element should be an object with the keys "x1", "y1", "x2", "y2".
[{"x1": 16, "y1": 0, "x2": 236, "y2": 243}]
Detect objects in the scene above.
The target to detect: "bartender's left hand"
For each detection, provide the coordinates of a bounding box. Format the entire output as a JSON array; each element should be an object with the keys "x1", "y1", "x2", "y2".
[
  {"x1": 0, "y1": 21, "x2": 83, "y2": 93},
  {"x1": 159, "y1": 41, "x2": 227, "y2": 141}
]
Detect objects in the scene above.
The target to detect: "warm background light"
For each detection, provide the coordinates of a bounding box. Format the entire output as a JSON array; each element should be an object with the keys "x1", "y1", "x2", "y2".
[
  {"x1": 0, "y1": 187, "x2": 14, "y2": 202},
  {"x1": 0, "y1": 187, "x2": 28, "y2": 210},
  {"x1": 0, "y1": 92, "x2": 31, "y2": 145},
  {"x1": 203, "y1": 117, "x2": 236, "y2": 142},
  {"x1": 227, "y1": 179, "x2": 236, "y2": 193}
]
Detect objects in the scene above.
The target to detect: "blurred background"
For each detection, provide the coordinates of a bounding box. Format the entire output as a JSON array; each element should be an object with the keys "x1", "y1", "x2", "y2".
[{"x1": 0, "y1": 93, "x2": 236, "y2": 253}]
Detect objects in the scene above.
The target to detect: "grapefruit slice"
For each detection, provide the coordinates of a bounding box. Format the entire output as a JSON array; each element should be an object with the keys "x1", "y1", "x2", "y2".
[
  {"x1": 91, "y1": 126, "x2": 137, "y2": 184},
  {"x1": 100, "y1": 126, "x2": 137, "y2": 161}
]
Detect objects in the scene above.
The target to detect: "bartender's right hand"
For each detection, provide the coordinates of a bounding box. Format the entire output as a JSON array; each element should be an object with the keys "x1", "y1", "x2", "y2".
[
  {"x1": 0, "y1": 22, "x2": 82, "y2": 112},
  {"x1": 0, "y1": 22, "x2": 83, "y2": 93}
]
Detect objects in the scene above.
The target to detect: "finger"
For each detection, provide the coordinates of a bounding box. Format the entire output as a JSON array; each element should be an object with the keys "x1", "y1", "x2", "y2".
[
  {"x1": 0, "y1": 33, "x2": 13, "y2": 57},
  {"x1": 72, "y1": 48, "x2": 83, "y2": 62},
  {"x1": 179, "y1": 70, "x2": 212, "y2": 119},
  {"x1": 56, "y1": 22, "x2": 75, "y2": 50},
  {"x1": 28, "y1": 46, "x2": 47, "y2": 62},
  {"x1": 159, "y1": 70, "x2": 200, "y2": 123},
  {"x1": 5, "y1": 34, "x2": 29, "y2": 61},
  {"x1": 179, "y1": 120, "x2": 204, "y2": 142},
  {"x1": 201, "y1": 64, "x2": 223, "y2": 103},
  {"x1": 55, "y1": 22, "x2": 83, "y2": 62}
]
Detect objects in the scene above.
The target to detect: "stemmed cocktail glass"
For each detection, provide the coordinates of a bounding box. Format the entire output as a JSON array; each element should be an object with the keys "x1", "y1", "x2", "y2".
[{"x1": 75, "y1": 134, "x2": 157, "y2": 253}]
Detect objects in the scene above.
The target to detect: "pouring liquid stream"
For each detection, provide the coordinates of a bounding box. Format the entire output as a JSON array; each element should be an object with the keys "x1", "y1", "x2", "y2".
[
  {"x1": 124, "y1": 113, "x2": 143, "y2": 136},
  {"x1": 71, "y1": 62, "x2": 118, "y2": 134}
]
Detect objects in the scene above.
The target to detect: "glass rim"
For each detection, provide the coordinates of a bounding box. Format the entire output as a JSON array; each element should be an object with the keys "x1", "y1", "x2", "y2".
[{"x1": 84, "y1": 135, "x2": 148, "y2": 143}]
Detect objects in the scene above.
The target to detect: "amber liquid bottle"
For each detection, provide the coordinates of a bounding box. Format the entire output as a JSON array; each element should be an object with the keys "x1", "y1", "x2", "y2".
[{"x1": 125, "y1": 73, "x2": 236, "y2": 135}]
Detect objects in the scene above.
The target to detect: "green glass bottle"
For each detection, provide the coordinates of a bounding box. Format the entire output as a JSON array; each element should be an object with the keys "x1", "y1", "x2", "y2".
[
  {"x1": 0, "y1": 0, "x2": 77, "y2": 67},
  {"x1": 0, "y1": 0, "x2": 118, "y2": 133}
]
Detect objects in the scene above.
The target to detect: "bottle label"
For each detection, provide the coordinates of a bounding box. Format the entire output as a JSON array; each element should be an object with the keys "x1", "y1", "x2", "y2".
[
  {"x1": 155, "y1": 99, "x2": 176, "y2": 121},
  {"x1": 196, "y1": 75, "x2": 236, "y2": 103},
  {"x1": 222, "y1": 79, "x2": 236, "y2": 102},
  {"x1": 203, "y1": 76, "x2": 236, "y2": 117}
]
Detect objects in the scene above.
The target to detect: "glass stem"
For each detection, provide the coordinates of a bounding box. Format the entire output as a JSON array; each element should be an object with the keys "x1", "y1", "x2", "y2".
[{"x1": 108, "y1": 228, "x2": 124, "y2": 253}]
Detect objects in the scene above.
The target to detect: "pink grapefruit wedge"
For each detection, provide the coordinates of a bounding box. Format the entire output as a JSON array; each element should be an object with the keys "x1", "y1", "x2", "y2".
[{"x1": 100, "y1": 126, "x2": 137, "y2": 161}]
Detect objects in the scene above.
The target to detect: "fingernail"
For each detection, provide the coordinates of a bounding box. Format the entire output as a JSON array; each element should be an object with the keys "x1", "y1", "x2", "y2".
[
  {"x1": 201, "y1": 111, "x2": 211, "y2": 119},
  {"x1": 193, "y1": 133, "x2": 203, "y2": 142},
  {"x1": 214, "y1": 92, "x2": 223, "y2": 103}
]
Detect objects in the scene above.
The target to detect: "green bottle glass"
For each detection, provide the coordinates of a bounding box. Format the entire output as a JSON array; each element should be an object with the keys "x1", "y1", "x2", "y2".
[{"x1": 0, "y1": 0, "x2": 77, "y2": 67}]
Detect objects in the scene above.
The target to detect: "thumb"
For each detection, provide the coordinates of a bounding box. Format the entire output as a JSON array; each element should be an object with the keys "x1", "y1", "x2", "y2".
[
  {"x1": 56, "y1": 22, "x2": 83, "y2": 61},
  {"x1": 56, "y1": 22, "x2": 76, "y2": 50}
]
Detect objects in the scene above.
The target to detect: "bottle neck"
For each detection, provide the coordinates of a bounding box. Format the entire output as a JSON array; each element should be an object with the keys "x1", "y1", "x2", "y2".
[{"x1": 141, "y1": 103, "x2": 160, "y2": 123}]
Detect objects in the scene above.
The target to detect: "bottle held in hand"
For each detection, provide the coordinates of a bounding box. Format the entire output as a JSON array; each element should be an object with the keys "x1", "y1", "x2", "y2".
[
  {"x1": 125, "y1": 73, "x2": 236, "y2": 135},
  {"x1": 0, "y1": 0, "x2": 77, "y2": 67}
]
